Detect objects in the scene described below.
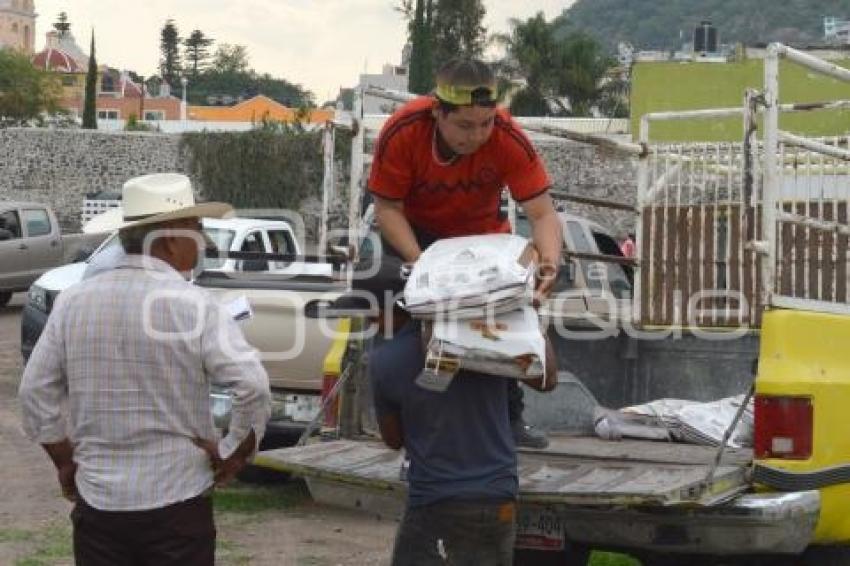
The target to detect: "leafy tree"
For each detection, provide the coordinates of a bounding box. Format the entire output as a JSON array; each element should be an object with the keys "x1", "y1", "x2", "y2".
[
  {"x1": 53, "y1": 12, "x2": 71, "y2": 36},
  {"x1": 498, "y1": 14, "x2": 615, "y2": 117},
  {"x1": 159, "y1": 19, "x2": 182, "y2": 87},
  {"x1": 497, "y1": 13, "x2": 560, "y2": 115},
  {"x1": 82, "y1": 33, "x2": 98, "y2": 129},
  {"x1": 0, "y1": 48, "x2": 63, "y2": 126},
  {"x1": 184, "y1": 29, "x2": 214, "y2": 78},
  {"x1": 556, "y1": 33, "x2": 614, "y2": 117},
  {"x1": 431, "y1": 0, "x2": 487, "y2": 63},
  {"x1": 212, "y1": 44, "x2": 250, "y2": 75},
  {"x1": 407, "y1": 0, "x2": 435, "y2": 94}
]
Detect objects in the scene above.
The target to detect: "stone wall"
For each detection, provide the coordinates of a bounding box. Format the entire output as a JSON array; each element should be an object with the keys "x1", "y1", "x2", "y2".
[
  {"x1": 0, "y1": 128, "x2": 188, "y2": 232},
  {"x1": 0, "y1": 128, "x2": 638, "y2": 238},
  {"x1": 537, "y1": 140, "x2": 638, "y2": 237}
]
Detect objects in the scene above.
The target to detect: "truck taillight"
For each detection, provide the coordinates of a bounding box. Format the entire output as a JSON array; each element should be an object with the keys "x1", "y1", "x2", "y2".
[
  {"x1": 321, "y1": 373, "x2": 340, "y2": 430},
  {"x1": 754, "y1": 395, "x2": 813, "y2": 460}
]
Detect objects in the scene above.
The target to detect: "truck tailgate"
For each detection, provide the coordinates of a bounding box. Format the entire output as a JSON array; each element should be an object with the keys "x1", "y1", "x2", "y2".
[{"x1": 256, "y1": 435, "x2": 752, "y2": 507}]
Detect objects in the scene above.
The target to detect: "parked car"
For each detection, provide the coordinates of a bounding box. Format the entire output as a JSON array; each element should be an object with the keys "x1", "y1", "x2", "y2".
[{"x1": 0, "y1": 202, "x2": 107, "y2": 308}]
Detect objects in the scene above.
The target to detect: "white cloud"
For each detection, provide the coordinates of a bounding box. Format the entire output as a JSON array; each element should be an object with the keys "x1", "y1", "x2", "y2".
[{"x1": 33, "y1": 0, "x2": 575, "y2": 101}]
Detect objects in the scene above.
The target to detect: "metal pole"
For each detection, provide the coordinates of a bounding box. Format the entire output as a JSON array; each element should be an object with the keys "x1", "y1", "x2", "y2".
[
  {"x1": 633, "y1": 116, "x2": 651, "y2": 326},
  {"x1": 319, "y1": 123, "x2": 335, "y2": 254},
  {"x1": 347, "y1": 87, "x2": 365, "y2": 264},
  {"x1": 762, "y1": 44, "x2": 781, "y2": 311}
]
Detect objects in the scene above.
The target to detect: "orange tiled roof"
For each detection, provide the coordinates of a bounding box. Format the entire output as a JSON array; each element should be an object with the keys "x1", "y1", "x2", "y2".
[{"x1": 188, "y1": 95, "x2": 333, "y2": 123}]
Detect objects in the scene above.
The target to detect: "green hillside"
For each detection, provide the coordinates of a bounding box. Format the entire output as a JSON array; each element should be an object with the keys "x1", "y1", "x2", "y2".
[
  {"x1": 555, "y1": 0, "x2": 850, "y2": 52},
  {"x1": 631, "y1": 59, "x2": 850, "y2": 142}
]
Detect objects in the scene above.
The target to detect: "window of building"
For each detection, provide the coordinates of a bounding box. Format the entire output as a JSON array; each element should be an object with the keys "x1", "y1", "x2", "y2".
[
  {"x1": 97, "y1": 110, "x2": 120, "y2": 120},
  {"x1": 11, "y1": 22, "x2": 18, "y2": 34},
  {"x1": 61, "y1": 75, "x2": 76, "y2": 86},
  {"x1": 22, "y1": 209, "x2": 51, "y2": 237},
  {"x1": 143, "y1": 110, "x2": 165, "y2": 121}
]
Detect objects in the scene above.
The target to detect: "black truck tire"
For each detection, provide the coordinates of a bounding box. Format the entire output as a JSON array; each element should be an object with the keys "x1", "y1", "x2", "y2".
[
  {"x1": 797, "y1": 545, "x2": 850, "y2": 566},
  {"x1": 514, "y1": 544, "x2": 591, "y2": 566},
  {"x1": 0, "y1": 292, "x2": 11, "y2": 308}
]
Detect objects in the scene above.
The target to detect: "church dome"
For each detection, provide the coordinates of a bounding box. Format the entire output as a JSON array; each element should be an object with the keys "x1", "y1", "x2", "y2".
[{"x1": 32, "y1": 46, "x2": 83, "y2": 73}]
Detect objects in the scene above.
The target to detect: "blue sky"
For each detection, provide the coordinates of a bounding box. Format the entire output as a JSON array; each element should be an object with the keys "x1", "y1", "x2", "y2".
[{"x1": 34, "y1": 0, "x2": 573, "y2": 101}]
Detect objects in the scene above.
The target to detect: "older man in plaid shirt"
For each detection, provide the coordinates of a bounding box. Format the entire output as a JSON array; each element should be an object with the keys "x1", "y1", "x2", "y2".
[{"x1": 19, "y1": 173, "x2": 271, "y2": 566}]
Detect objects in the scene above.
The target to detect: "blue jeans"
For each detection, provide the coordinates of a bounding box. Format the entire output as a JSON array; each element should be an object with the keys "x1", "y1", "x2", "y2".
[{"x1": 391, "y1": 499, "x2": 517, "y2": 566}]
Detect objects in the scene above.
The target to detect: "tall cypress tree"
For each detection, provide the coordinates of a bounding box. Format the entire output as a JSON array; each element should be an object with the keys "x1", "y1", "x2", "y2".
[
  {"x1": 82, "y1": 32, "x2": 98, "y2": 129},
  {"x1": 408, "y1": 0, "x2": 434, "y2": 94}
]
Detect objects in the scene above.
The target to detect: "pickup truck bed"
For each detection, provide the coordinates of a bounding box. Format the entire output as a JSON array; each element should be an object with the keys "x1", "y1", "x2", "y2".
[{"x1": 256, "y1": 436, "x2": 819, "y2": 558}]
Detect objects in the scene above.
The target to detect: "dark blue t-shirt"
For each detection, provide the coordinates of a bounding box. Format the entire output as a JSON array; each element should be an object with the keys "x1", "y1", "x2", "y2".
[{"x1": 370, "y1": 322, "x2": 518, "y2": 508}]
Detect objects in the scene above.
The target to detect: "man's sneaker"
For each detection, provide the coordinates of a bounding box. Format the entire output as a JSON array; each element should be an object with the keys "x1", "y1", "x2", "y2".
[{"x1": 513, "y1": 423, "x2": 549, "y2": 449}]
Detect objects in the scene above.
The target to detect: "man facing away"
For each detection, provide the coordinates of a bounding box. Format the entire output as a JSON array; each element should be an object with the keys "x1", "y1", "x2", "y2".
[
  {"x1": 19, "y1": 173, "x2": 271, "y2": 566},
  {"x1": 370, "y1": 311, "x2": 557, "y2": 565},
  {"x1": 367, "y1": 58, "x2": 564, "y2": 448}
]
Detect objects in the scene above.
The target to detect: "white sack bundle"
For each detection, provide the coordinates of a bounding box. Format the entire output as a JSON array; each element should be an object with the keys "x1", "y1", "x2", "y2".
[
  {"x1": 425, "y1": 307, "x2": 547, "y2": 382},
  {"x1": 402, "y1": 234, "x2": 536, "y2": 319}
]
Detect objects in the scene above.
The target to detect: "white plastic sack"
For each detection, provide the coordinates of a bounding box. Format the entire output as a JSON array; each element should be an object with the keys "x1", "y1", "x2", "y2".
[
  {"x1": 402, "y1": 234, "x2": 535, "y2": 319},
  {"x1": 620, "y1": 395, "x2": 754, "y2": 448},
  {"x1": 425, "y1": 306, "x2": 547, "y2": 382}
]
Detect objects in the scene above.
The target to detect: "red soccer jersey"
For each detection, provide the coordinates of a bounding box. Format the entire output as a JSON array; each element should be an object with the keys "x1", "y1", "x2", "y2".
[{"x1": 368, "y1": 97, "x2": 551, "y2": 237}]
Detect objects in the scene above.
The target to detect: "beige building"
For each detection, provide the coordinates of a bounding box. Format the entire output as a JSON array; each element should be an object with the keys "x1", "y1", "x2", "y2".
[{"x1": 0, "y1": 0, "x2": 36, "y2": 55}]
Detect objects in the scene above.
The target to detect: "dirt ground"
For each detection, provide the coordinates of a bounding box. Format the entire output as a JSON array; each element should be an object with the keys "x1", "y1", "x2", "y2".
[{"x1": 0, "y1": 293, "x2": 396, "y2": 565}]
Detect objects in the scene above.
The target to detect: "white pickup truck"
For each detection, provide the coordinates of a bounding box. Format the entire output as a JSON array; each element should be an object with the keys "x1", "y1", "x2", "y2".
[{"x1": 20, "y1": 216, "x2": 341, "y2": 447}]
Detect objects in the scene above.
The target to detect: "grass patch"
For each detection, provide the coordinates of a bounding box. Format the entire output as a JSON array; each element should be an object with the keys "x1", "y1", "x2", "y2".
[
  {"x1": 14, "y1": 523, "x2": 72, "y2": 566},
  {"x1": 0, "y1": 529, "x2": 35, "y2": 543},
  {"x1": 216, "y1": 538, "x2": 253, "y2": 566},
  {"x1": 590, "y1": 551, "x2": 642, "y2": 565},
  {"x1": 213, "y1": 479, "x2": 310, "y2": 515}
]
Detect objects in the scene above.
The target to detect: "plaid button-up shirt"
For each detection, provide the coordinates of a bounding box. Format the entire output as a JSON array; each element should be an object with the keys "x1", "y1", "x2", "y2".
[{"x1": 19, "y1": 255, "x2": 271, "y2": 511}]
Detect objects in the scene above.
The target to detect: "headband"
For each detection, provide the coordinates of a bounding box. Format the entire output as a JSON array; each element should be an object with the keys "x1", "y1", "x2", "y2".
[{"x1": 434, "y1": 82, "x2": 498, "y2": 106}]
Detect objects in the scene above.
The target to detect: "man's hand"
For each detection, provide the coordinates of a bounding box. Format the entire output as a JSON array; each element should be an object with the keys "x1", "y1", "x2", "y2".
[
  {"x1": 534, "y1": 260, "x2": 560, "y2": 305},
  {"x1": 41, "y1": 439, "x2": 77, "y2": 502},
  {"x1": 194, "y1": 429, "x2": 256, "y2": 487},
  {"x1": 57, "y1": 462, "x2": 78, "y2": 502}
]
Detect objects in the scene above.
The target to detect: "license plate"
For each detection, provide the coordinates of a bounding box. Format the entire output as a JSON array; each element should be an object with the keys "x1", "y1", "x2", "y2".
[{"x1": 515, "y1": 506, "x2": 564, "y2": 551}]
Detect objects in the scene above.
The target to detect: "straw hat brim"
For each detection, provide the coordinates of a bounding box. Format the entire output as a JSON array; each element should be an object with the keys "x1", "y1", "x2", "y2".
[{"x1": 118, "y1": 202, "x2": 233, "y2": 231}]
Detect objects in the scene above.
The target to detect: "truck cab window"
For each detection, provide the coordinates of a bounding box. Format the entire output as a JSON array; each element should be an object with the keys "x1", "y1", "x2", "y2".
[
  {"x1": 240, "y1": 232, "x2": 268, "y2": 272},
  {"x1": 0, "y1": 211, "x2": 22, "y2": 240},
  {"x1": 267, "y1": 230, "x2": 295, "y2": 256},
  {"x1": 22, "y1": 209, "x2": 51, "y2": 237}
]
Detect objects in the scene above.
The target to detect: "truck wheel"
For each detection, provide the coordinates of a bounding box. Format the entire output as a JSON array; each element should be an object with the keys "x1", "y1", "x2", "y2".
[
  {"x1": 0, "y1": 292, "x2": 11, "y2": 308},
  {"x1": 798, "y1": 545, "x2": 850, "y2": 566},
  {"x1": 514, "y1": 544, "x2": 591, "y2": 566}
]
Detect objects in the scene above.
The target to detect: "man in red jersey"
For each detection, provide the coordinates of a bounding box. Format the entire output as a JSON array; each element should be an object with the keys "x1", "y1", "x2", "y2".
[{"x1": 368, "y1": 59, "x2": 563, "y2": 449}]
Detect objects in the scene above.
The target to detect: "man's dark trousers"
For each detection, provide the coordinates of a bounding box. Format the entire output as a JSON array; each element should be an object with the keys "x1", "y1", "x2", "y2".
[{"x1": 71, "y1": 494, "x2": 215, "y2": 566}]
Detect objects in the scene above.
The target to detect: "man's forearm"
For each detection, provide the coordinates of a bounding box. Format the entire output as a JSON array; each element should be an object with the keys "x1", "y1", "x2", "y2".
[
  {"x1": 531, "y1": 212, "x2": 563, "y2": 268},
  {"x1": 42, "y1": 438, "x2": 74, "y2": 470},
  {"x1": 375, "y1": 203, "x2": 422, "y2": 262}
]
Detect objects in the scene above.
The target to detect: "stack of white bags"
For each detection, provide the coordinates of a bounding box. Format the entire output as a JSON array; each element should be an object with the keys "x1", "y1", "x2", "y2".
[{"x1": 401, "y1": 234, "x2": 548, "y2": 385}]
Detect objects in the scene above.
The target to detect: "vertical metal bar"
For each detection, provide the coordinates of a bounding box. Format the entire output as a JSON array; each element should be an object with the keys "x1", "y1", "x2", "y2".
[
  {"x1": 347, "y1": 87, "x2": 365, "y2": 266},
  {"x1": 713, "y1": 142, "x2": 722, "y2": 325},
  {"x1": 661, "y1": 147, "x2": 671, "y2": 324},
  {"x1": 674, "y1": 144, "x2": 684, "y2": 325},
  {"x1": 725, "y1": 142, "x2": 734, "y2": 322},
  {"x1": 634, "y1": 116, "x2": 651, "y2": 326},
  {"x1": 319, "y1": 123, "x2": 335, "y2": 255},
  {"x1": 698, "y1": 145, "x2": 707, "y2": 327},
  {"x1": 762, "y1": 44, "x2": 781, "y2": 310}
]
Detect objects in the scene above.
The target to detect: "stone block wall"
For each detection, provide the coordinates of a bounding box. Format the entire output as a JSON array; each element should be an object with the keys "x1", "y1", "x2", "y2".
[
  {"x1": 0, "y1": 128, "x2": 187, "y2": 232},
  {"x1": 0, "y1": 128, "x2": 639, "y2": 238}
]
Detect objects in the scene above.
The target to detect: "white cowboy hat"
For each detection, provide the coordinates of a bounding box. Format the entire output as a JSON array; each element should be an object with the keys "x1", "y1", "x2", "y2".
[{"x1": 116, "y1": 173, "x2": 232, "y2": 230}]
